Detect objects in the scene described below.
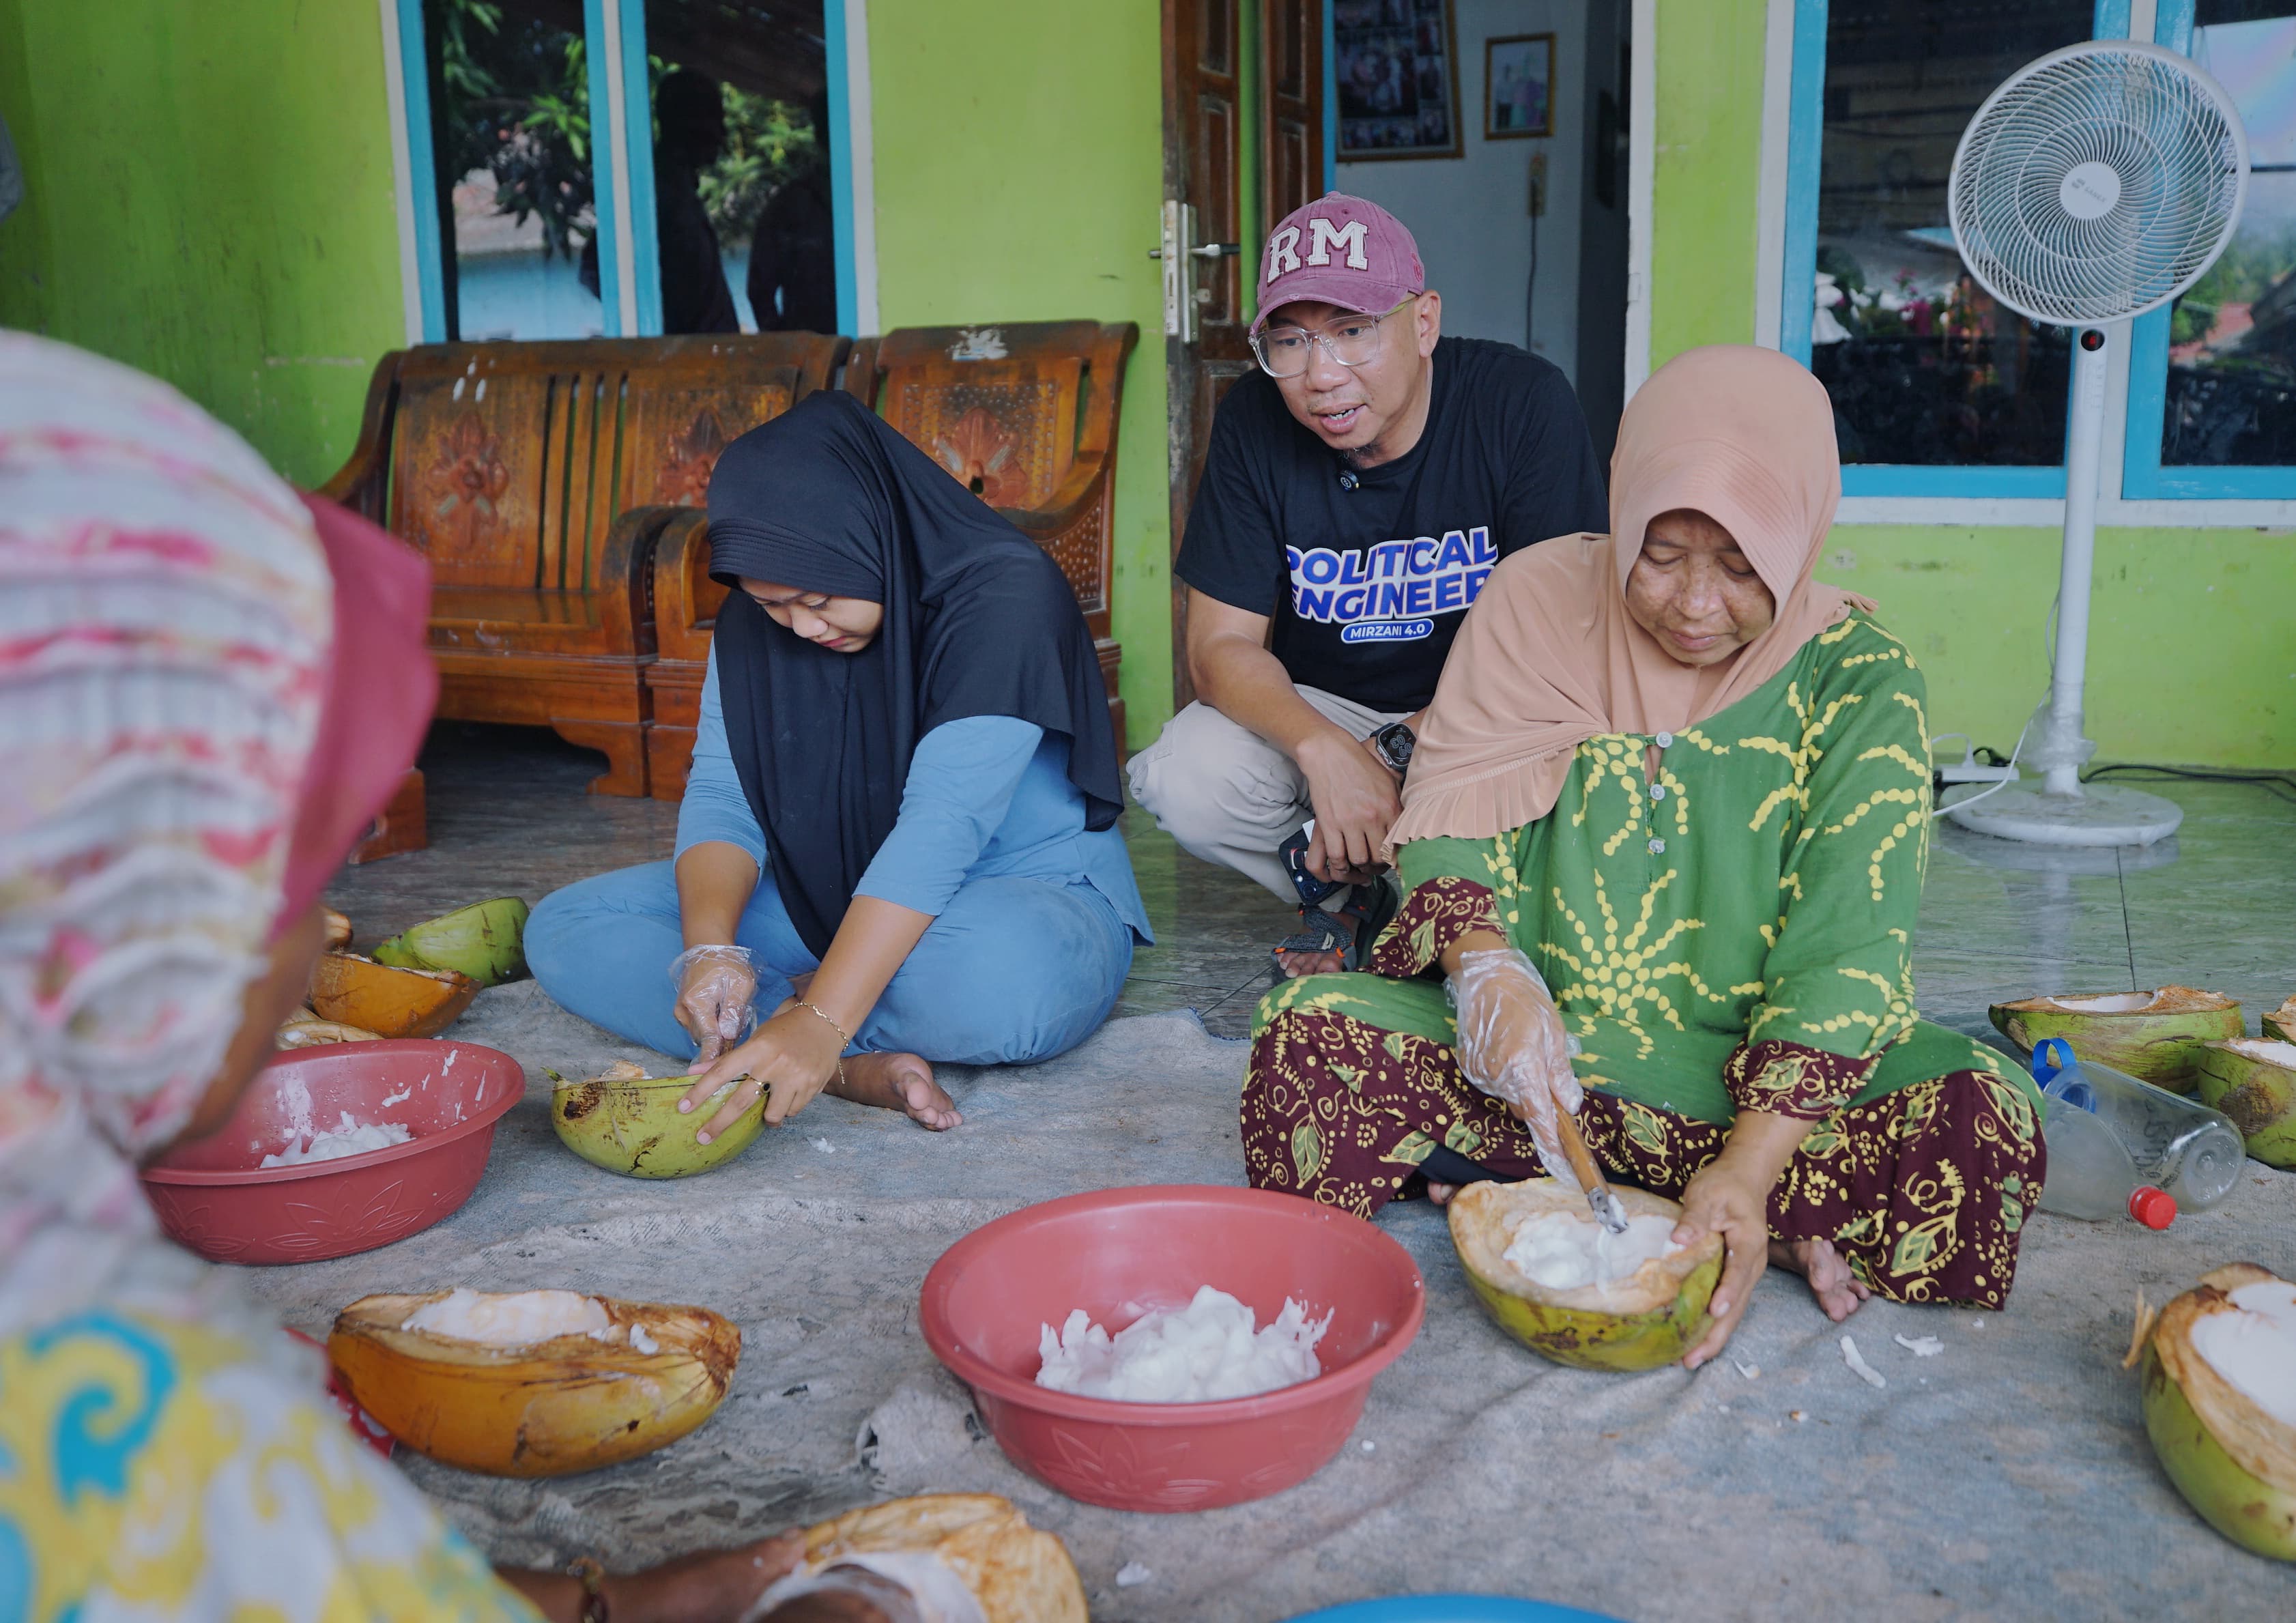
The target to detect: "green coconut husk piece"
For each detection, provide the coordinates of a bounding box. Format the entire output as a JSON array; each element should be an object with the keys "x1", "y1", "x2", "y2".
[
  {"x1": 1988, "y1": 986, "x2": 2241, "y2": 1095},
  {"x1": 2263, "y1": 997, "x2": 2296, "y2": 1045},
  {"x1": 546, "y1": 1062, "x2": 766, "y2": 1179},
  {"x1": 2192, "y1": 1039, "x2": 2296, "y2": 1169},
  {"x1": 2140, "y1": 1262, "x2": 2296, "y2": 1562},
  {"x1": 373, "y1": 895, "x2": 531, "y2": 988},
  {"x1": 1448, "y1": 1179, "x2": 1723, "y2": 1372}
]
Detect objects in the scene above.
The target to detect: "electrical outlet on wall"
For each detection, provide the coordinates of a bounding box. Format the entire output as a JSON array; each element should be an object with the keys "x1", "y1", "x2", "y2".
[{"x1": 1528, "y1": 151, "x2": 1548, "y2": 216}]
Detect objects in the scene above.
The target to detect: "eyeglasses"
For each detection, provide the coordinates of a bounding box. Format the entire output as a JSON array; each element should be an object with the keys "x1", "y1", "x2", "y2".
[{"x1": 1250, "y1": 297, "x2": 1416, "y2": 379}]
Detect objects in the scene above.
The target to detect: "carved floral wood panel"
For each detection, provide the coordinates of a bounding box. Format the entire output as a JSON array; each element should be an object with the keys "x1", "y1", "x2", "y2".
[{"x1": 889, "y1": 376, "x2": 1065, "y2": 510}]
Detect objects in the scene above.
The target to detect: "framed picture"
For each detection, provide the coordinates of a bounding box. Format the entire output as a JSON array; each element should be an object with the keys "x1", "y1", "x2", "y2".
[
  {"x1": 1334, "y1": 0, "x2": 1461, "y2": 162},
  {"x1": 1485, "y1": 33, "x2": 1555, "y2": 140}
]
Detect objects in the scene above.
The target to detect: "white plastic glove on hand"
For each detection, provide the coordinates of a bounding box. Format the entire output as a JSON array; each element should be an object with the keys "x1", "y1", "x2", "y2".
[
  {"x1": 670, "y1": 943, "x2": 758, "y2": 1067},
  {"x1": 1446, "y1": 947, "x2": 1585, "y2": 1188}
]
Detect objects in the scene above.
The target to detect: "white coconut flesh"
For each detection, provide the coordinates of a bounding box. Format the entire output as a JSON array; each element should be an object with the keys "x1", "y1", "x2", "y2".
[
  {"x1": 1502, "y1": 1211, "x2": 1684, "y2": 1291},
  {"x1": 2191, "y1": 1280, "x2": 2296, "y2": 1429},
  {"x1": 1451, "y1": 1180, "x2": 1714, "y2": 1315},
  {"x1": 2222, "y1": 1039, "x2": 2296, "y2": 1070},
  {"x1": 396, "y1": 1287, "x2": 651, "y2": 1349},
  {"x1": 2039, "y1": 986, "x2": 2231, "y2": 1014}
]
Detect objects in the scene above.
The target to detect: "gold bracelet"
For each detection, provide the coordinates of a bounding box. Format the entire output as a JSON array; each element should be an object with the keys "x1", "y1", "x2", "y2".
[
  {"x1": 794, "y1": 999, "x2": 850, "y2": 1089},
  {"x1": 565, "y1": 1555, "x2": 609, "y2": 1623}
]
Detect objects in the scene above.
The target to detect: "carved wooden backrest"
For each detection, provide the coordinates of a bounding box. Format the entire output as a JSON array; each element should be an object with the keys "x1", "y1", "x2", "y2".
[
  {"x1": 382, "y1": 335, "x2": 846, "y2": 590},
  {"x1": 857, "y1": 321, "x2": 1130, "y2": 627}
]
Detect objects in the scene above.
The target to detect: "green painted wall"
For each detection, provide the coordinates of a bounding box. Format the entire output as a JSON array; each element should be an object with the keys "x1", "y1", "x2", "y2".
[
  {"x1": 1644, "y1": 0, "x2": 2296, "y2": 768},
  {"x1": 867, "y1": 0, "x2": 1174, "y2": 747},
  {"x1": 0, "y1": 0, "x2": 404, "y2": 487}
]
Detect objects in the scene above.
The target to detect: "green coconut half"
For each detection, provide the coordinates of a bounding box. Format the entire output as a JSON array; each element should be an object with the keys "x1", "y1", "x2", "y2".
[
  {"x1": 373, "y1": 896, "x2": 532, "y2": 988},
  {"x1": 2193, "y1": 1039, "x2": 2296, "y2": 1169},
  {"x1": 547, "y1": 1061, "x2": 765, "y2": 1179},
  {"x1": 2140, "y1": 1263, "x2": 2296, "y2": 1562},
  {"x1": 1988, "y1": 985, "x2": 2241, "y2": 1094},
  {"x1": 1448, "y1": 1179, "x2": 1723, "y2": 1373},
  {"x1": 2263, "y1": 996, "x2": 2296, "y2": 1046}
]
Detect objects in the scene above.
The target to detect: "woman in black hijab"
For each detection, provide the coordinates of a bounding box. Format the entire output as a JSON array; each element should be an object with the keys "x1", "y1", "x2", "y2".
[{"x1": 528, "y1": 392, "x2": 1152, "y2": 1135}]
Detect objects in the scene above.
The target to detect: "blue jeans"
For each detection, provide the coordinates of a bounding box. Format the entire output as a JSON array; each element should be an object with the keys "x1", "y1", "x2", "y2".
[{"x1": 526, "y1": 861, "x2": 1135, "y2": 1066}]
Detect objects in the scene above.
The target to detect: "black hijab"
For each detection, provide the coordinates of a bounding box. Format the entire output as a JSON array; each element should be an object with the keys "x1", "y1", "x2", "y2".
[{"x1": 706, "y1": 390, "x2": 1124, "y2": 957}]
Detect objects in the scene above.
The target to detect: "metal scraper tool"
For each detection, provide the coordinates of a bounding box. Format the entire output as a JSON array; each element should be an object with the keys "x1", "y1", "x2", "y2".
[{"x1": 1553, "y1": 1108, "x2": 1630, "y2": 1233}]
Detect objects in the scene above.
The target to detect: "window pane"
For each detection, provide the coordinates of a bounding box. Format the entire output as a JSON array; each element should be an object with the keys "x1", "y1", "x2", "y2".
[
  {"x1": 642, "y1": 1, "x2": 835, "y2": 335},
  {"x1": 1811, "y1": 2, "x2": 2094, "y2": 466},
  {"x1": 425, "y1": 0, "x2": 602, "y2": 341},
  {"x1": 2162, "y1": 10, "x2": 2296, "y2": 467}
]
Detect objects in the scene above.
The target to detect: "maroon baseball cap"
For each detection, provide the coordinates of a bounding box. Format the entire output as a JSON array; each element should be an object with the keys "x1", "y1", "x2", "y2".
[{"x1": 1251, "y1": 192, "x2": 1426, "y2": 336}]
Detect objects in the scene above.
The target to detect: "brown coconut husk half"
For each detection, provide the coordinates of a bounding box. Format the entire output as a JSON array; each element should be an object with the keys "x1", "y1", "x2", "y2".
[
  {"x1": 2140, "y1": 1263, "x2": 2296, "y2": 1561},
  {"x1": 800, "y1": 1495, "x2": 1088, "y2": 1623},
  {"x1": 1988, "y1": 985, "x2": 2241, "y2": 1093},
  {"x1": 308, "y1": 951, "x2": 477, "y2": 1039},
  {"x1": 275, "y1": 1007, "x2": 385, "y2": 1049},
  {"x1": 328, "y1": 1289, "x2": 740, "y2": 1478}
]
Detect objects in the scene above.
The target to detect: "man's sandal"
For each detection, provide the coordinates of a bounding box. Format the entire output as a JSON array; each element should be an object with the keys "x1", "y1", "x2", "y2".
[{"x1": 1268, "y1": 875, "x2": 1399, "y2": 982}]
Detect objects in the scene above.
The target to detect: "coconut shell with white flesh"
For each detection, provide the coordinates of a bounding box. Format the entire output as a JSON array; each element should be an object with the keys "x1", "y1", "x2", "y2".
[
  {"x1": 799, "y1": 1495, "x2": 1088, "y2": 1623},
  {"x1": 1988, "y1": 986, "x2": 2241, "y2": 1093},
  {"x1": 275, "y1": 1007, "x2": 385, "y2": 1049},
  {"x1": 1448, "y1": 1179, "x2": 1723, "y2": 1371},
  {"x1": 2139, "y1": 1263, "x2": 2296, "y2": 1562},
  {"x1": 322, "y1": 908, "x2": 354, "y2": 953},
  {"x1": 2263, "y1": 996, "x2": 2296, "y2": 1045},
  {"x1": 2192, "y1": 1039, "x2": 2296, "y2": 1168},
  {"x1": 308, "y1": 952, "x2": 478, "y2": 1039},
  {"x1": 549, "y1": 1061, "x2": 767, "y2": 1179},
  {"x1": 328, "y1": 1289, "x2": 740, "y2": 1477}
]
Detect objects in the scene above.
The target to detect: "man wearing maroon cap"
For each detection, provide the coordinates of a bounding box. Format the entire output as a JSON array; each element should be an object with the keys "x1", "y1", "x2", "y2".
[{"x1": 1128, "y1": 193, "x2": 1606, "y2": 977}]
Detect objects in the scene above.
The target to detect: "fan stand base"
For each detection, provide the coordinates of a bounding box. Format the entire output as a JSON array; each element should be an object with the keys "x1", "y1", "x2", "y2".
[{"x1": 1942, "y1": 782, "x2": 2183, "y2": 847}]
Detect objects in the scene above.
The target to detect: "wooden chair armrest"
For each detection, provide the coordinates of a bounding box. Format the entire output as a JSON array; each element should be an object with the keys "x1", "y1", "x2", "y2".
[
  {"x1": 316, "y1": 354, "x2": 403, "y2": 523},
  {"x1": 1001, "y1": 457, "x2": 1109, "y2": 540},
  {"x1": 596, "y1": 504, "x2": 689, "y2": 655},
  {"x1": 651, "y1": 508, "x2": 726, "y2": 661}
]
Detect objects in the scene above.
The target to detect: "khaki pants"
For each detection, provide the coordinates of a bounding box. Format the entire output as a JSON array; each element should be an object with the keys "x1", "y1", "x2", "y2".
[{"x1": 1125, "y1": 685, "x2": 1409, "y2": 902}]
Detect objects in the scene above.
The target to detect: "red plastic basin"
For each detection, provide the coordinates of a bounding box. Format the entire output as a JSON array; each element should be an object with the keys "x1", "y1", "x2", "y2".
[
  {"x1": 141, "y1": 1040, "x2": 523, "y2": 1265},
  {"x1": 919, "y1": 1185, "x2": 1424, "y2": 1513}
]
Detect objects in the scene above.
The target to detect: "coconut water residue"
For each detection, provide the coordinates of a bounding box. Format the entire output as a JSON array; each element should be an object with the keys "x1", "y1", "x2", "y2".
[
  {"x1": 401, "y1": 1287, "x2": 612, "y2": 1345},
  {"x1": 1503, "y1": 1211, "x2": 1682, "y2": 1290},
  {"x1": 261, "y1": 1112, "x2": 412, "y2": 1167},
  {"x1": 2192, "y1": 1279, "x2": 2296, "y2": 1429},
  {"x1": 1035, "y1": 1284, "x2": 1330, "y2": 1403}
]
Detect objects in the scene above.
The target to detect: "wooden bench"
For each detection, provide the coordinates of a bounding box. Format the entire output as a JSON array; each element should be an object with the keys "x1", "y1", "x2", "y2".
[
  {"x1": 643, "y1": 319, "x2": 1138, "y2": 798},
  {"x1": 321, "y1": 334, "x2": 846, "y2": 795}
]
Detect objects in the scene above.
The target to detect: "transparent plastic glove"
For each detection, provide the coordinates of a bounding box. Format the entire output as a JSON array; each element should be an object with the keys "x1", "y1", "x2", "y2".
[
  {"x1": 1446, "y1": 947, "x2": 1585, "y2": 1188},
  {"x1": 670, "y1": 943, "x2": 758, "y2": 1067}
]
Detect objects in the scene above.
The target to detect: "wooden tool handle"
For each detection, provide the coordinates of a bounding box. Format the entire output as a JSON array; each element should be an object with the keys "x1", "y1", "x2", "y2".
[{"x1": 1551, "y1": 1107, "x2": 1612, "y2": 1199}]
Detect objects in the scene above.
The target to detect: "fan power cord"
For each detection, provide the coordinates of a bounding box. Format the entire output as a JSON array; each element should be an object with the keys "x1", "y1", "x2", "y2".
[{"x1": 2082, "y1": 762, "x2": 2296, "y2": 806}]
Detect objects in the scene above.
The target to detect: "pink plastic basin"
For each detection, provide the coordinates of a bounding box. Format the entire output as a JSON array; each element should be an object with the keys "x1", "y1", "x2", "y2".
[
  {"x1": 919, "y1": 1185, "x2": 1425, "y2": 1513},
  {"x1": 141, "y1": 1040, "x2": 523, "y2": 1265}
]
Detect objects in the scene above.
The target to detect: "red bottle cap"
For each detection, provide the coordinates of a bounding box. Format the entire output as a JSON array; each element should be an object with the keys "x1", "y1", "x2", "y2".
[{"x1": 2128, "y1": 1186, "x2": 2177, "y2": 1230}]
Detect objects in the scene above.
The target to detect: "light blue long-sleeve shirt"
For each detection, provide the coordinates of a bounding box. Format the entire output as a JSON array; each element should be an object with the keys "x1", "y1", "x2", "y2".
[{"x1": 676, "y1": 650, "x2": 1153, "y2": 942}]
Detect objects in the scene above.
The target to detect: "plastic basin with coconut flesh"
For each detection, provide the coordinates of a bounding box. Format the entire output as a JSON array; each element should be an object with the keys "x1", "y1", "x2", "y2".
[
  {"x1": 1286, "y1": 1600, "x2": 1623, "y2": 1622},
  {"x1": 919, "y1": 1186, "x2": 1424, "y2": 1513},
  {"x1": 141, "y1": 1041, "x2": 522, "y2": 1264}
]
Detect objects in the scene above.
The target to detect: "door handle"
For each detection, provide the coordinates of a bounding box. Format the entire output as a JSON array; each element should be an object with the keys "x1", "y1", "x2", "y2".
[{"x1": 1192, "y1": 242, "x2": 1241, "y2": 258}]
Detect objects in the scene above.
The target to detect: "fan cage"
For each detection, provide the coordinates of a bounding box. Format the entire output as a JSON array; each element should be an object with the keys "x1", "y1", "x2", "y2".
[{"x1": 1949, "y1": 40, "x2": 2248, "y2": 328}]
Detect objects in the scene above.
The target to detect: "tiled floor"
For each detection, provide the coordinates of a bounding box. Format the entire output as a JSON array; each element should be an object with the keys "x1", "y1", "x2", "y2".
[{"x1": 328, "y1": 725, "x2": 2296, "y2": 1047}]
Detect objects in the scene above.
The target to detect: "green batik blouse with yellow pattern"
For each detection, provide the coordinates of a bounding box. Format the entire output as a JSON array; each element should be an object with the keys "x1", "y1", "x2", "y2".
[{"x1": 1274, "y1": 616, "x2": 2042, "y2": 1129}]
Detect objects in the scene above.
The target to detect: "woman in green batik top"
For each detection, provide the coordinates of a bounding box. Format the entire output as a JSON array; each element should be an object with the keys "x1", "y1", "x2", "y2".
[{"x1": 1242, "y1": 344, "x2": 2045, "y2": 1368}]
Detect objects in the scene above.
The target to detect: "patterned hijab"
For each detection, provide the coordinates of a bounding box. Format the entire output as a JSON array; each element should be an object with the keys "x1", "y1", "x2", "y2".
[
  {"x1": 0, "y1": 334, "x2": 434, "y2": 1339},
  {"x1": 1386, "y1": 345, "x2": 1869, "y2": 852}
]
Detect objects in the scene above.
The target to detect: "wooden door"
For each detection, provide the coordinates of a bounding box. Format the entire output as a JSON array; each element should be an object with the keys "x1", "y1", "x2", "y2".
[{"x1": 1160, "y1": 0, "x2": 1323, "y2": 708}]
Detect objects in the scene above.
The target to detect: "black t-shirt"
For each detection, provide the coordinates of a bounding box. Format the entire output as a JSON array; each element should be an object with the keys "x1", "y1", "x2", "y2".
[{"x1": 1175, "y1": 336, "x2": 1607, "y2": 712}]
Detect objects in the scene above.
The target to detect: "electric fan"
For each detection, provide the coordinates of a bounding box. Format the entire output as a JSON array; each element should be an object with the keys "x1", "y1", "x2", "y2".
[{"x1": 1942, "y1": 40, "x2": 2248, "y2": 846}]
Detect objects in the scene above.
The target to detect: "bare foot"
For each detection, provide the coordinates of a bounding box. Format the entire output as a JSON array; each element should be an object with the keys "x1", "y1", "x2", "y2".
[
  {"x1": 1768, "y1": 1237, "x2": 1873, "y2": 1323},
  {"x1": 1426, "y1": 1181, "x2": 1459, "y2": 1206},
  {"x1": 1274, "y1": 946, "x2": 1345, "y2": 978},
  {"x1": 828, "y1": 1052, "x2": 962, "y2": 1131}
]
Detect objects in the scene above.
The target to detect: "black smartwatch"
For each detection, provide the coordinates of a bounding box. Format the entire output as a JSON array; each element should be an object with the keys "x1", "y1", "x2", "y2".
[{"x1": 1370, "y1": 720, "x2": 1416, "y2": 775}]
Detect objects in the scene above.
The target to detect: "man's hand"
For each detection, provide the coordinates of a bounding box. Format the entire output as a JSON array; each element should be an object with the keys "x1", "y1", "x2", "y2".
[{"x1": 1297, "y1": 728, "x2": 1402, "y2": 884}]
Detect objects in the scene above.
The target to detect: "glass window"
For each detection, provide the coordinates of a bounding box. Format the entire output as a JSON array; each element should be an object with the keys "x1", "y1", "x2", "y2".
[
  {"x1": 1809, "y1": 1, "x2": 2095, "y2": 466},
  {"x1": 423, "y1": 0, "x2": 603, "y2": 341},
  {"x1": 642, "y1": 1, "x2": 835, "y2": 335},
  {"x1": 2159, "y1": 3, "x2": 2296, "y2": 466}
]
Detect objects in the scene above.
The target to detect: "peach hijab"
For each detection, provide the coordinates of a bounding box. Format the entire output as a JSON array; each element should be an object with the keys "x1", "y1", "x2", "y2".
[{"x1": 1386, "y1": 344, "x2": 1871, "y2": 852}]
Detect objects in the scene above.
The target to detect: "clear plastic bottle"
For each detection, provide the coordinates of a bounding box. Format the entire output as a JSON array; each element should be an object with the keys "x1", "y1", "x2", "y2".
[
  {"x1": 2030, "y1": 1038, "x2": 2245, "y2": 1213},
  {"x1": 2036, "y1": 1097, "x2": 2177, "y2": 1227}
]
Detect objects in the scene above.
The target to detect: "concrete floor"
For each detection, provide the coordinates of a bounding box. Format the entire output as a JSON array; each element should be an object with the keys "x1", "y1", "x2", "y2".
[{"x1": 327, "y1": 723, "x2": 2296, "y2": 1049}]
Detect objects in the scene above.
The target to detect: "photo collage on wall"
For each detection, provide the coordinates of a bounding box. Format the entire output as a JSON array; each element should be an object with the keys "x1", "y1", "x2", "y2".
[{"x1": 1335, "y1": 0, "x2": 1461, "y2": 160}]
